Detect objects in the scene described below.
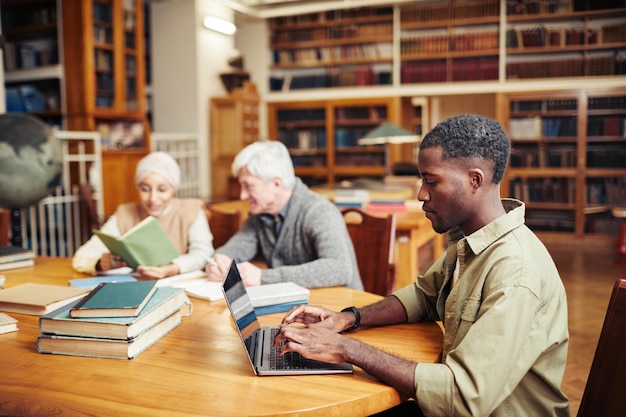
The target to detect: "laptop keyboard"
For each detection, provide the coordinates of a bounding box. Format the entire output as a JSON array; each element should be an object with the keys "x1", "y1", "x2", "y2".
[{"x1": 269, "y1": 327, "x2": 320, "y2": 370}]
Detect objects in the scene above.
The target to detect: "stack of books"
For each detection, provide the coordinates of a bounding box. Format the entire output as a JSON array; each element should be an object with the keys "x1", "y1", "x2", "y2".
[
  {"x1": 36, "y1": 281, "x2": 191, "y2": 359},
  {"x1": 0, "y1": 246, "x2": 35, "y2": 271}
]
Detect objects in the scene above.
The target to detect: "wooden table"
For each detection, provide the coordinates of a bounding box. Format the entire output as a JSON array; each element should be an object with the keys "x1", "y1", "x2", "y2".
[
  {"x1": 208, "y1": 199, "x2": 444, "y2": 291},
  {"x1": 0, "y1": 258, "x2": 443, "y2": 417}
]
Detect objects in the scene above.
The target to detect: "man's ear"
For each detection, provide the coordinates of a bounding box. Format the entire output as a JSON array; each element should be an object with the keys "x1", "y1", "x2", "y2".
[
  {"x1": 272, "y1": 176, "x2": 283, "y2": 189},
  {"x1": 469, "y1": 168, "x2": 484, "y2": 190}
]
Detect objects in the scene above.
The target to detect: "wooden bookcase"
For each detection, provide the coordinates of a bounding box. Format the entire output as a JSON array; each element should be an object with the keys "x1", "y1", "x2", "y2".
[
  {"x1": 210, "y1": 82, "x2": 260, "y2": 201},
  {"x1": 497, "y1": 87, "x2": 626, "y2": 240},
  {"x1": 2, "y1": 0, "x2": 65, "y2": 128},
  {"x1": 267, "y1": 97, "x2": 402, "y2": 186},
  {"x1": 265, "y1": 0, "x2": 626, "y2": 92}
]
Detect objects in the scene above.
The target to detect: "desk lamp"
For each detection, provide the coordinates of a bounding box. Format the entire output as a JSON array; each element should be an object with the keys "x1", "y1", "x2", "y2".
[{"x1": 357, "y1": 122, "x2": 421, "y2": 175}]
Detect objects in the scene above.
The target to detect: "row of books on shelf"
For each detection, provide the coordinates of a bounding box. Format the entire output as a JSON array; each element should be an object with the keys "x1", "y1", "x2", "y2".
[
  {"x1": 587, "y1": 178, "x2": 626, "y2": 206},
  {"x1": 6, "y1": 84, "x2": 60, "y2": 113},
  {"x1": 510, "y1": 146, "x2": 576, "y2": 168},
  {"x1": 335, "y1": 154, "x2": 384, "y2": 167},
  {"x1": 277, "y1": 109, "x2": 325, "y2": 122},
  {"x1": 93, "y1": 2, "x2": 113, "y2": 24},
  {"x1": 587, "y1": 117, "x2": 625, "y2": 137},
  {"x1": 95, "y1": 49, "x2": 114, "y2": 71},
  {"x1": 510, "y1": 177, "x2": 576, "y2": 204},
  {"x1": 280, "y1": 130, "x2": 327, "y2": 150},
  {"x1": 401, "y1": 32, "x2": 499, "y2": 55},
  {"x1": 269, "y1": 68, "x2": 391, "y2": 91},
  {"x1": 272, "y1": 43, "x2": 392, "y2": 65},
  {"x1": 507, "y1": 0, "x2": 571, "y2": 15},
  {"x1": 3, "y1": 41, "x2": 59, "y2": 72},
  {"x1": 506, "y1": 24, "x2": 626, "y2": 49},
  {"x1": 335, "y1": 128, "x2": 375, "y2": 148},
  {"x1": 270, "y1": 7, "x2": 392, "y2": 28},
  {"x1": 508, "y1": 116, "x2": 577, "y2": 139},
  {"x1": 400, "y1": 0, "x2": 499, "y2": 24},
  {"x1": 586, "y1": 146, "x2": 626, "y2": 168},
  {"x1": 271, "y1": 22, "x2": 392, "y2": 45},
  {"x1": 336, "y1": 105, "x2": 386, "y2": 121},
  {"x1": 589, "y1": 96, "x2": 626, "y2": 110},
  {"x1": 400, "y1": 58, "x2": 499, "y2": 83},
  {"x1": 510, "y1": 99, "x2": 577, "y2": 112},
  {"x1": 525, "y1": 210, "x2": 574, "y2": 232},
  {"x1": 507, "y1": 55, "x2": 626, "y2": 79},
  {"x1": 1, "y1": 4, "x2": 57, "y2": 30},
  {"x1": 0, "y1": 246, "x2": 35, "y2": 272}
]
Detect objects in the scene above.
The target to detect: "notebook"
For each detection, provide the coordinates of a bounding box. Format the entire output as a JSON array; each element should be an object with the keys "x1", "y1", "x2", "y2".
[{"x1": 221, "y1": 261, "x2": 353, "y2": 376}]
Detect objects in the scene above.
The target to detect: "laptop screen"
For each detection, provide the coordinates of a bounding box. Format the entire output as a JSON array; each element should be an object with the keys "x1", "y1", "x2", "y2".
[{"x1": 222, "y1": 261, "x2": 260, "y2": 341}]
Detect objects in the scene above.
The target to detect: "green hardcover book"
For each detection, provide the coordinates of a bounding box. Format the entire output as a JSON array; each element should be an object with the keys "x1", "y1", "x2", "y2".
[
  {"x1": 93, "y1": 216, "x2": 179, "y2": 269},
  {"x1": 40, "y1": 287, "x2": 191, "y2": 339},
  {"x1": 69, "y1": 280, "x2": 158, "y2": 318}
]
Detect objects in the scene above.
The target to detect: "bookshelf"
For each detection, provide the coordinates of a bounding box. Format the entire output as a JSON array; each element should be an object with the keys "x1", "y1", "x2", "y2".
[
  {"x1": 268, "y1": 6, "x2": 394, "y2": 91},
  {"x1": 267, "y1": 97, "x2": 400, "y2": 186},
  {"x1": 264, "y1": 0, "x2": 625, "y2": 92},
  {"x1": 506, "y1": 5, "x2": 626, "y2": 79},
  {"x1": 497, "y1": 87, "x2": 626, "y2": 240},
  {"x1": 2, "y1": 0, "x2": 64, "y2": 128}
]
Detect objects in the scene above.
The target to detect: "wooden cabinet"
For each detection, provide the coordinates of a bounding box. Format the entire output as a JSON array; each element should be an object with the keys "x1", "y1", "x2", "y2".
[
  {"x1": 210, "y1": 82, "x2": 260, "y2": 201},
  {"x1": 267, "y1": 97, "x2": 402, "y2": 186},
  {"x1": 497, "y1": 87, "x2": 626, "y2": 240},
  {"x1": 61, "y1": 0, "x2": 149, "y2": 217}
]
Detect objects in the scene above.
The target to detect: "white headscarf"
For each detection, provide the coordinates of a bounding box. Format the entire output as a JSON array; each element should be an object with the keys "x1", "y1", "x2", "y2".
[{"x1": 134, "y1": 151, "x2": 181, "y2": 190}]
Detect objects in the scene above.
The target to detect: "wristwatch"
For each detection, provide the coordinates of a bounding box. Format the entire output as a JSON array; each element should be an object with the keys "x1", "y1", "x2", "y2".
[{"x1": 341, "y1": 306, "x2": 360, "y2": 333}]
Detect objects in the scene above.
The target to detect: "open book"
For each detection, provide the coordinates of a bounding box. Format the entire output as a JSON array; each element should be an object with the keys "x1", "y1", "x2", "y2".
[{"x1": 93, "y1": 216, "x2": 179, "y2": 269}]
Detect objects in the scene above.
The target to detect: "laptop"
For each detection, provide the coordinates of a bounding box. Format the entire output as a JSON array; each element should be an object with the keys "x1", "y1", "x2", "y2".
[{"x1": 221, "y1": 261, "x2": 354, "y2": 376}]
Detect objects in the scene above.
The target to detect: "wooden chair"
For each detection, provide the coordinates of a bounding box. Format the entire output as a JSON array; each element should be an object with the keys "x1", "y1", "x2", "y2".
[
  {"x1": 206, "y1": 205, "x2": 242, "y2": 249},
  {"x1": 0, "y1": 209, "x2": 10, "y2": 246},
  {"x1": 577, "y1": 278, "x2": 626, "y2": 417},
  {"x1": 342, "y1": 208, "x2": 396, "y2": 296},
  {"x1": 79, "y1": 183, "x2": 104, "y2": 231}
]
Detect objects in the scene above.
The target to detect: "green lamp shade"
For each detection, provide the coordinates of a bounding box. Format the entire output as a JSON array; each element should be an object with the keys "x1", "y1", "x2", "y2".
[{"x1": 357, "y1": 122, "x2": 421, "y2": 145}]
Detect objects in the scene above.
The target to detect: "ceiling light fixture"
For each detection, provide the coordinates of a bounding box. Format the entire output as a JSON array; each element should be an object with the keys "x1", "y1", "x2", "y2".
[{"x1": 203, "y1": 16, "x2": 237, "y2": 35}]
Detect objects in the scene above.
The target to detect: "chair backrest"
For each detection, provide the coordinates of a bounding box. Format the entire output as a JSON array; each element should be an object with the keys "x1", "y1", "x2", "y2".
[
  {"x1": 342, "y1": 208, "x2": 396, "y2": 296},
  {"x1": 79, "y1": 183, "x2": 105, "y2": 231},
  {"x1": 0, "y1": 209, "x2": 9, "y2": 247},
  {"x1": 577, "y1": 278, "x2": 626, "y2": 417},
  {"x1": 206, "y1": 206, "x2": 242, "y2": 249}
]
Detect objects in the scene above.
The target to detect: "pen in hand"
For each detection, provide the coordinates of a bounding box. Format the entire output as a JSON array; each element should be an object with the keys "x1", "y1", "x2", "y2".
[{"x1": 207, "y1": 257, "x2": 219, "y2": 267}]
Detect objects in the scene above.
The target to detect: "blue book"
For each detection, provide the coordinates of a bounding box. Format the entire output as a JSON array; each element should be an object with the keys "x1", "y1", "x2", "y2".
[
  {"x1": 69, "y1": 275, "x2": 137, "y2": 289},
  {"x1": 39, "y1": 287, "x2": 190, "y2": 340},
  {"x1": 254, "y1": 299, "x2": 307, "y2": 316}
]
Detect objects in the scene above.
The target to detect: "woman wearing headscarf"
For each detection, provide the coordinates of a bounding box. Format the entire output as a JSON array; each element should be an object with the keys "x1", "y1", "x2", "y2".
[{"x1": 72, "y1": 151, "x2": 214, "y2": 279}]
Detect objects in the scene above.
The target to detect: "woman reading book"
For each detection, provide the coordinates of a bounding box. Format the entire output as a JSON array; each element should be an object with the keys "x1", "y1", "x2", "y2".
[{"x1": 72, "y1": 152, "x2": 215, "y2": 279}]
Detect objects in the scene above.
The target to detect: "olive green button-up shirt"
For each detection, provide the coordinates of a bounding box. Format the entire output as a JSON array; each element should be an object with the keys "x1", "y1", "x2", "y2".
[{"x1": 394, "y1": 199, "x2": 570, "y2": 417}]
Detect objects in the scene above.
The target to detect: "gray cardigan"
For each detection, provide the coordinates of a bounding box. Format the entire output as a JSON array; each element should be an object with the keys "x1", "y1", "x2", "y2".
[{"x1": 217, "y1": 178, "x2": 363, "y2": 290}]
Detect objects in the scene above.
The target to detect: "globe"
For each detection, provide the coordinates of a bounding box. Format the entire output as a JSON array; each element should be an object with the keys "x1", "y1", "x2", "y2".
[{"x1": 0, "y1": 113, "x2": 63, "y2": 209}]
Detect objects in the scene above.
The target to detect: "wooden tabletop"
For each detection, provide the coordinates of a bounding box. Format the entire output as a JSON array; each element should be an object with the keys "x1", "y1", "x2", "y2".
[{"x1": 0, "y1": 258, "x2": 443, "y2": 416}]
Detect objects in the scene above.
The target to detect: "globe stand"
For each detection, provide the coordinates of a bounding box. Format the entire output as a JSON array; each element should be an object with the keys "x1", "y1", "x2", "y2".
[{"x1": 10, "y1": 209, "x2": 22, "y2": 247}]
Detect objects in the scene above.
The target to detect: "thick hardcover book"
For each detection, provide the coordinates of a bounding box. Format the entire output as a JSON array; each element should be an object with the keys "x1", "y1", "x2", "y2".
[
  {"x1": 40, "y1": 287, "x2": 190, "y2": 339},
  {"x1": 69, "y1": 280, "x2": 158, "y2": 318},
  {"x1": 0, "y1": 283, "x2": 90, "y2": 316},
  {"x1": 37, "y1": 310, "x2": 183, "y2": 359},
  {"x1": 0, "y1": 246, "x2": 35, "y2": 263},
  {"x1": 93, "y1": 216, "x2": 179, "y2": 269},
  {"x1": 246, "y1": 282, "x2": 310, "y2": 307},
  {"x1": 0, "y1": 258, "x2": 35, "y2": 271}
]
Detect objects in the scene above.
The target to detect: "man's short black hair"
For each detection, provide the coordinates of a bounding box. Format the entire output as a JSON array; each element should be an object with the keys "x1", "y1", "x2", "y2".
[{"x1": 420, "y1": 114, "x2": 511, "y2": 184}]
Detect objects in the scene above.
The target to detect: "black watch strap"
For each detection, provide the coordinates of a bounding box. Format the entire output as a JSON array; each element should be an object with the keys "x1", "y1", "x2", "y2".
[{"x1": 341, "y1": 306, "x2": 360, "y2": 333}]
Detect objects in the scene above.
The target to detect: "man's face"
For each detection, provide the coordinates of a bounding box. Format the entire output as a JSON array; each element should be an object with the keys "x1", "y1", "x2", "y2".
[
  {"x1": 238, "y1": 167, "x2": 281, "y2": 215},
  {"x1": 417, "y1": 146, "x2": 473, "y2": 234}
]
